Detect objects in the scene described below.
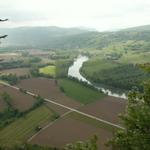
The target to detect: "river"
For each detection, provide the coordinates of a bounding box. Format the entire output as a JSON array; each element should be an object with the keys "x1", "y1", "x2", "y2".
[{"x1": 68, "y1": 55, "x2": 127, "y2": 99}]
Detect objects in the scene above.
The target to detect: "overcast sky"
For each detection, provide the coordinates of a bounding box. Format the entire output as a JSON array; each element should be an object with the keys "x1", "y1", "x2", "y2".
[{"x1": 0, "y1": 0, "x2": 150, "y2": 31}]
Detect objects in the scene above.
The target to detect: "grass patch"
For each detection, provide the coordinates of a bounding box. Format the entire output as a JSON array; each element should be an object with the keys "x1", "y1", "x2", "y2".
[
  {"x1": 39, "y1": 65, "x2": 56, "y2": 77},
  {"x1": 58, "y1": 78, "x2": 105, "y2": 104},
  {"x1": 0, "y1": 105, "x2": 52, "y2": 146},
  {"x1": 68, "y1": 112, "x2": 117, "y2": 132}
]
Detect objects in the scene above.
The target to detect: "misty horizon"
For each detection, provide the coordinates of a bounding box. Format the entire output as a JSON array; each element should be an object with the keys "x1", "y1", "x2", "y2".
[{"x1": 0, "y1": 0, "x2": 150, "y2": 31}]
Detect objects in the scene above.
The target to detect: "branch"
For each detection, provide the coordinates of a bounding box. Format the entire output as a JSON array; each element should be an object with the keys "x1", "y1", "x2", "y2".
[
  {"x1": 0, "y1": 35, "x2": 8, "y2": 39},
  {"x1": 0, "y1": 19, "x2": 8, "y2": 22}
]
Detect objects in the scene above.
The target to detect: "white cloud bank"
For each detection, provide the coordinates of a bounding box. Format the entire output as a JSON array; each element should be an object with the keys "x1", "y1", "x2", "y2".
[{"x1": 0, "y1": 0, "x2": 150, "y2": 31}]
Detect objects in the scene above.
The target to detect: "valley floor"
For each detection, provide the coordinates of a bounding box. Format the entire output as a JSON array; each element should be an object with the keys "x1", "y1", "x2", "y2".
[{"x1": 0, "y1": 78, "x2": 126, "y2": 149}]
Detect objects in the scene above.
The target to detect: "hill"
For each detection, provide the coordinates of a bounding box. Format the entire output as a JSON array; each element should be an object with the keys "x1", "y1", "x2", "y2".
[
  {"x1": 0, "y1": 26, "x2": 89, "y2": 49},
  {"x1": 0, "y1": 25, "x2": 150, "y2": 51},
  {"x1": 123, "y1": 24, "x2": 150, "y2": 32}
]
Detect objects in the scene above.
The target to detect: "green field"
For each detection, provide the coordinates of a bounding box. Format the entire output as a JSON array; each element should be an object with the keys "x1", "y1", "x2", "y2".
[
  {"x1": 0, "y1": 105, "x2": 52, "y2": 146},
  {"x1": 58, "y1": 78, "x2": 105, "y2": 104},
  {"x1": 39, "y1": 65, "x2": 56, "y2": 77}
]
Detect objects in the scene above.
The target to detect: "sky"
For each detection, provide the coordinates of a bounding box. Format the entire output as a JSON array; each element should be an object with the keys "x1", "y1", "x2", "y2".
[{"x1": 0, "y1": 0, "x2": 150, "y2": 31}]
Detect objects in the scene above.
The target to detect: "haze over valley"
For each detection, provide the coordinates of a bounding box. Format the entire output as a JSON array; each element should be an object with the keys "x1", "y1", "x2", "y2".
[{"x1": 0, "y1": 0, "x2": 150, "y2": 150}]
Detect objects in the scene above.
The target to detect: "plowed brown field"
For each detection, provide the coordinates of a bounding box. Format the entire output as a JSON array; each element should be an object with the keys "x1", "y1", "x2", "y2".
[
  {"x1": 17, "y1": 78, "x2": 82, "y2": 109},
  {"x1": 80, "y1": 96, "x2": 126, "y2": 125},
  {"x1": 30, "y1": 115, "x2": 112, "y2": 150},
  {"x1": 0, "y1": 84, "x2": 36, "y2": 111},
  {"x1": 0, "y1": 68, "x2": 30, "y2": 76}
]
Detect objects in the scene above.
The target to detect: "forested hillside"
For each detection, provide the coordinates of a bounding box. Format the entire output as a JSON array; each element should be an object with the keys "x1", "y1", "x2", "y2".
[{"x1": 0, "y1": 25, "x2": 150, "y2": 51}]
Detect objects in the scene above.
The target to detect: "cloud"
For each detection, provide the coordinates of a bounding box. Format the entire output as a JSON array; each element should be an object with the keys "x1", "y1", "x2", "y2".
[{"x1": 0, "y1": 0, "x2": 150, "y2": 30}]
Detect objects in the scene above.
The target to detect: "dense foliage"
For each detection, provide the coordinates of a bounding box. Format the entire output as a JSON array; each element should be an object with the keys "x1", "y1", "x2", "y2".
[
  {"x1": 1, "y1": 25, "x2": 150, "y2": 50},
  {"x1": 0, "y1": 92, "x2": 44, "y2": 129},
  {"x1": 0, "y1": 144, "x2": 58, "y2": 150},
  {"x1": 108, "y1": 79, "x2": 150, "y2": 149},
  {"x1": 63, "y1": 135, "x2": 98, "y2": 150},
  {"x1": 28, "y1": 57, "x2": 41, "y2": 63},
  {"x1": 0, "y1": 60, "x2": 30, "y2": 70},
  {"x1": 0, "y1": 74, "x2": 30, "y2": 85},
  {"x1": 0, "y1": 74, "x2": 18, "y2": 85},
  {"x1": 82, "y1": 64, "x2": 150, "y2": 91},
  {"x1": 56, "y1": 59, "x2": 73, "y2": 78},
  {"x1": 0, "y1": 92, "x2": 23, "y2": 128},
  {"x1": 0, "y1": 136, "x2": 98, "y2": 150}
]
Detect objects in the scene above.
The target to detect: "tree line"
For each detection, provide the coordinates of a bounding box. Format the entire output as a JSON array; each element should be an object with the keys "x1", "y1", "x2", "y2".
[{"x1": 82, "y1": 64, "x2": 150, "y2": 91}]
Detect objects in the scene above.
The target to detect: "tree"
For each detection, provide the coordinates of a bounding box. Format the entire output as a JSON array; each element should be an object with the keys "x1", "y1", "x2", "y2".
[
  {"x1": 108, "y1": 65, "x2": 150, "y2": 150},
  {"x1": 0, "y1": 74, "x2": 19, "y2": 85},
  {"x1": 1, "y1": 92, "x2": 12, "y2": 107},
  {"x1": 63, "y1": 135, "x2": 98, "y2": 150},
  {"x1": 0, "y1": 19, "x2": 8, "y2": 39},
  {"x1": 0, "y1": 137, "x2": 97, "y2": 150}
]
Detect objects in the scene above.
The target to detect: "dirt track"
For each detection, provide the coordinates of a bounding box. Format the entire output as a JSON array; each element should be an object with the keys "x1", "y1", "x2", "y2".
[
  {"x1": 4, "y1": 80, "x2": 124, "y2": 129},
  {"x1": 46, "y1": 102, "x2": 68, "y2": 115},
  {"x1": 30, "y1": 116, "x2": 112, "y2": 150},
  {"x1": 17, "y1": 78, "x2": 82, "y2": 109},
  {"x1": 80, "y1": 96, "x2": 126, "y2": 125},
  {"x1": 1, "y1": 79, "x2": 125, "y2": 149}
]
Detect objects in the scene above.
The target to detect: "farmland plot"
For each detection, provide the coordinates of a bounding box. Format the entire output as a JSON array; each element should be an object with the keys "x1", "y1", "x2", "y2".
[
  {"x1": 80, "y1": 96, "x2": 126, "y2": 125},
  {"x1": 0, "y1": 105, "x2": 53, "y2": 146},
  {"x1": 17, "y1": 78, "x2": 82, "y2": 109},
  {"x1": 0, "y1": 84, "x2": 36, "y2": 111},
  {"x1": 0, "y1": 68, "x2": 30, "y2": 77},
  {"x1": 30, "y1": 113, "x2": 112, "y2": 150}
]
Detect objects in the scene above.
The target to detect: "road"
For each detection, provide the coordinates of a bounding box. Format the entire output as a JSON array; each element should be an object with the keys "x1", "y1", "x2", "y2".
[
  {"x1": 28, "y1": 110, "x2": 73, "y2": 142},
  {"x1": 1, "y1": 82, "x2": 124, "y2": 130}
]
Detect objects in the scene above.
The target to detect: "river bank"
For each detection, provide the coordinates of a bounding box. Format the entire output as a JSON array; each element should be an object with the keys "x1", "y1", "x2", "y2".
[{"x1": 68, "y1": 55, "x2": 127, "y2": 99}]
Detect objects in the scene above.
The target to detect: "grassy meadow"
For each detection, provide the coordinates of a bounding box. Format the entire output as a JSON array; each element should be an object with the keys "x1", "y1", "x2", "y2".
[
  {"x1": 39, "y1": 65, "x2": 56, "y2": 77},
  {"x1": 58, "y1": 78, "x2": 105, "y2": 104},
  {"x1": 0, "y1": 105, "x2": 53, "y2": 146}
]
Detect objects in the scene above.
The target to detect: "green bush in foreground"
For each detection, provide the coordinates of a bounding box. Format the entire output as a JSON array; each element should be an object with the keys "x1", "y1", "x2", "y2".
[
  {"x1": 108, "y1": 79, "x2": 150, "y2": 149},
  {"x1": 0, "y1": 136, "x2": 98, "y2": 150},
  {"x1": 0, "y1": 144, "x2": 58, "y2": 150},
  {"x1": 63, "y1": 135, "x2": 98, "y2": 150}
]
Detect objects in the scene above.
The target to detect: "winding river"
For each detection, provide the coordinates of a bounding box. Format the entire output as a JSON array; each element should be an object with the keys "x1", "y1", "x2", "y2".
[{"x1": 68, "y1": 55, "x2": 127, "y2": 99}]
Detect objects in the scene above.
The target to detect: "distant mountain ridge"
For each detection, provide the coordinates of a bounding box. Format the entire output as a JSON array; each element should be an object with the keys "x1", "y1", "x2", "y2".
[
  {"x1": 0, "y1": 25, "x2": 150, "y2": 50},
  {"x1": 122, "y1": 24, "x2": 150, "y2": 32},
  {"x1": 0, "y1": 26, "x2": 89, "y2": 49}
]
